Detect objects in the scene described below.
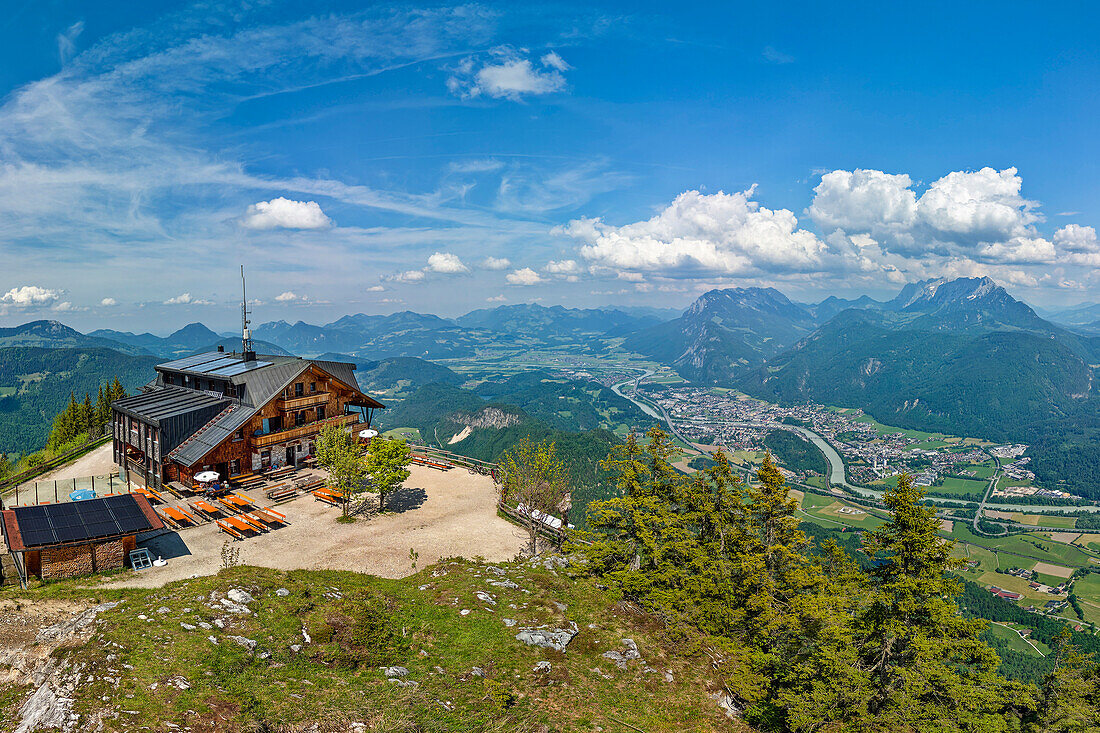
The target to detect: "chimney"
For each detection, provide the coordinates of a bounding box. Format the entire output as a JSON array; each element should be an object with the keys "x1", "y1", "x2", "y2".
[{"x1": 217, "y1": 345, "x2": 225, "y2": 353}]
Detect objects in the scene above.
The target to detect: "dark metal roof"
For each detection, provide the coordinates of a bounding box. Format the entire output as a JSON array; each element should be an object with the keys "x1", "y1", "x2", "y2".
[
  {"x1": 168, "y1": 404, "x2": 257, "y2": 467},
  {"x1": 113, "y1": 385, "x2": 231, "y2": 424}
]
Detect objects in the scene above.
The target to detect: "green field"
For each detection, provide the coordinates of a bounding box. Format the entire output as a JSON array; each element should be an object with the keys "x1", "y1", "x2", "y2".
[
  {"x1": 947, "y1": 524, "x2": 1099, "y2": 568},
  {"x1": 799, "y1": 492, "x2": 886, "y2": 530},
  {"x1": 383, "y1": 427, "x2": 422, "y2": 442},
  {"x1": 986, "y1": 622, "x2": 1050, "y2": 657},
  {"x1": 1010, "y1": 512, "x2": 1077, "y2": 529},
  {"x1": 1070, "y1": 573, "x2": 1100, "y2": 627},
  {"x1": 927, "y1": 476, "x2": 988, "y2": 498}
]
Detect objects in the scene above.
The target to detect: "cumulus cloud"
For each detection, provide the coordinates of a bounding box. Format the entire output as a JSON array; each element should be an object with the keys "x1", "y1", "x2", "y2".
[
  {"x1": 545, "y1": 259, "x2": 581, "y2": 281},
  {"x1": 2, "y1": 285, "x2": 60, "y2": 306},
  {"x1": 564, "y1": 188, "x2": 825, "y2": 278},
  {"x1": 1055, "y1": 224, "x2": 1100, "y2": 266},
  {"x1": 366, "y1": 285, "x2": 385, "y2": 292},
  {"x1": 481, "y1": 256, "x2": 511, "y2": 270},
  {"x1": 809, "y1": 167, "x2": 1055, "y2": 264},
  {"x1": 506, "y1": 267, "x2": 543, "y2": 285},
  {"x1": 164, "y1": 293, "x2": 213, "y2": 305},
  {"x1": 389, "y1": 270, "x2": 426, "y2": 283},
  {"x1": 426, "y1": 252, "x2": 470, "y2": 274},
  {"x1": 447, "y1": 48, "x2": 568, "y2": 100},
  {"x1": 99, "y1": 297, "x2": 117, "y2": 307},
  {"x1": 275, "y1": 291, "x2": 302, "y2": 302},
  {"x1": 242, "y1": 197, "x2": 332, "y2": 230},
  {"x1": 486, "y1": 294, "x2": 506, "y2": 302}
]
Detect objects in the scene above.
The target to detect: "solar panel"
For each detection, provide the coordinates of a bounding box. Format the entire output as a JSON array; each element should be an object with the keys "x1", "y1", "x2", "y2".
[
  {"x1": 192, "y1": 356, "x2": 243, "y2": 373},
  {"x1": 207, "y1": 360, "x2": 273, "y2": 377},
  {"x1": 158, "y1": 352, "x2": 225, "y2": 370},
  {"x1": 12, "y1": 494, "x2": 154, "y2": 548}
]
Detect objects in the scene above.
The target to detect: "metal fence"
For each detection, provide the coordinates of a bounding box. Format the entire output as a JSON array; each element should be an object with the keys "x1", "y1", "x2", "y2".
[{"x1": 7, "y1": 472, "x2": 128, "y2": 507}]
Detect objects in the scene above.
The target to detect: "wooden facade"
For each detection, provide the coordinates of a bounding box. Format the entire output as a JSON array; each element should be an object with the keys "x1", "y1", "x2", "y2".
[{"x1": 112, "y1": 354, "x2": 382, "y2": 489}]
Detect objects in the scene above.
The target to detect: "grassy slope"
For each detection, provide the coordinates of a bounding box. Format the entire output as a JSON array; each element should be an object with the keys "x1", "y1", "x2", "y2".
[{"x1": 0, "y1": 562, "x2": 744, "y2": 733}]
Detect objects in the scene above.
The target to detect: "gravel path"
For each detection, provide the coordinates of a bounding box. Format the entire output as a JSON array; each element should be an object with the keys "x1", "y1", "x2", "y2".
[
  {"x1": 29, "y1": 444, "x2": 117, "y2": 483},
  {"x1": 107, "y1": 463, "x2": 526, "y2": 588}
]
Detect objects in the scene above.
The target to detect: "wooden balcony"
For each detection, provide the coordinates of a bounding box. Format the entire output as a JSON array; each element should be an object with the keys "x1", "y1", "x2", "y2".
[
  {"x1": 277, "y1": 392, "x2": 330, "y2": 411},
  {"x1": 252, "y1": 414, "x2": 357, "y2": 448}
]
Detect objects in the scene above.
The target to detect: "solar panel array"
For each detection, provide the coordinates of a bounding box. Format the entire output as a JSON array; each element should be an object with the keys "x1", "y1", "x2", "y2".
[
  {"x1": 14, "y1": 494, "x2": 153, "y2": 548},
  {"x1": 157, "y1": 351, "x2": 273, "y2": 377}
]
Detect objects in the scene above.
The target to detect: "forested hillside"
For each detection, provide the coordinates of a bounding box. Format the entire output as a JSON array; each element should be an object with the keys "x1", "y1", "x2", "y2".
[
  {"x1": 0, "y1": 347, "x2": 158, "y2": 454},
  {"x1": 377, "y1": 383, "x2": 620, "y2": 523}
]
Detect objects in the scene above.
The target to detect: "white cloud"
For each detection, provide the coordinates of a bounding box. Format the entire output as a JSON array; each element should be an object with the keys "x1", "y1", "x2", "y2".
[
  {"x1": 448, "y1": 159, "x2": 503, "y2": 173},
  {"x1": 482, "y1": 256, "x2": 511, "y2": 270},
  {"x1": 546, "y1": 259, "x2": 582, "y2": 275},
  {"x1": 389, "y1": 270, "x2": 426, "y2": 283},
  {"x1": 242, "y1": 197, "x2": 332, "y2": 230},
  {"x1": 808, "y1": 169, "x2": 917, "y2": 234},
  {"x1": 163, "y1": 292, "x2": 214, "y2": 305},
  {"x1": 366, "y1": 285, "x2": 385, "y2": 292},
  {"x1": 506, "y1": 267, "x2": 543, "y2": 285},
  {"x1": 275, "y1": 291, "x2": 302, "y2": 302},
  {"x1": 565, "y1": 188, "x2": 825, "y2": 277},
  {"x1": 540, "y1": 51, "x2": 570, "y2": 71},
  {"x1": 1055, "y1": 224, "x2": 1100, "y2": 266},
  {"x1": 447, "y1": 48, "x2": 568, "y2": 100},
  {"x1": 2, "y1": 285, "x2": 60, "y2": 306},
  {"x1": 486, "y1": 294, "x2": 506, "y2": 302},
  {"x1": 426, "y1": 251, "x2": 470, "y2": 274},
  {"x1": 57, "y1": 21, "x2": 84, "y2": 65},
  {"x1": 99, "y1": 297, "x2": 117, "y2": 307},
  {"x1": 808, "y1": 166, "x2": 1062, "y2": 266}
]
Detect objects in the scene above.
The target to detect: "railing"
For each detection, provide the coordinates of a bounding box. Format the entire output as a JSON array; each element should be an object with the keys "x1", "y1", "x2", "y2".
[
  {"x1": 252, "y1": 414, "x2": 357, "y2": 448},
  {"x1": 277, "y1": 392, "x2": 330, "y2": 411}
]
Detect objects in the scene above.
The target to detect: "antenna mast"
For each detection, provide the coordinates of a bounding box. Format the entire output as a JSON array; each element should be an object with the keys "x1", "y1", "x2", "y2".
[{"x1": 241, "y1": 265, "x2": 255, "y2": 360}]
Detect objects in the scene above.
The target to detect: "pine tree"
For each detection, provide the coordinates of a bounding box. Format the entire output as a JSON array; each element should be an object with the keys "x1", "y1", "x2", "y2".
[
  {"x1": 1028, "y1": 630, "x2": 1100, "y2": 732},
  {"x1": 855, "y1": 472, "x2": 1022, "y2": 727}
]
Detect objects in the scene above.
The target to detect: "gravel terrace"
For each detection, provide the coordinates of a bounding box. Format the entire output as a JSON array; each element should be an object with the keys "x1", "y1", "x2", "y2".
[{"x1": 106, "y1": 462, "x2": 526, "y2": 588}]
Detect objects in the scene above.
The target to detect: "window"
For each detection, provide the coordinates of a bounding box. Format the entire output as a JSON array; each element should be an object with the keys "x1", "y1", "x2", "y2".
[
  {"x1": 317, "y1": 406, "x2": 325, "y2": 421},
  {"x1": 229, "y1": 459, "x2": 240, "y2": 476},
  {"x1": 234, "y1": 428, "x2": 244, "y2": 441},
  {"x1": 296, "y1": 411, "x2": 307, "y2": 427},
  {"x1": 295, "y1": 382, "x2": 304, "y2": 397},
  {"x1": 310, "y1": 382, "x2": 317, "y2": 393}
]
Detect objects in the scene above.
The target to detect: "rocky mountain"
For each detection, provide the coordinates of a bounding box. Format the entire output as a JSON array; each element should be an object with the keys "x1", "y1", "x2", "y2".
[
  {"x1": 738, "y1": 277, "x2": 1100, "y2": 496},
  {"x1": 253, "y1": 311, "x2": 475, "y2": 359},
  {"x1": 623, "y1": 287, "x2": 817, "y2": 383},
  {"x1": 88, "y1": 322, "x2": 230, "y2": 358},
  {"x1": 807, "y1": 294, "x2": 882, "y2": 322}
]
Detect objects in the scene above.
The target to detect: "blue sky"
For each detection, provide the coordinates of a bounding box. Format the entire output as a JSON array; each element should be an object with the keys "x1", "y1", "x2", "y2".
[{"x1": 0, "y1": 0, "x2": 1097, "y2": 331}]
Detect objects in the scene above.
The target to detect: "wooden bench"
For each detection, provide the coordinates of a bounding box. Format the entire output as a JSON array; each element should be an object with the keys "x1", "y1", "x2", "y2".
[
  {"x1": 254, "y1": 506, "x2": 287, "y2": 524},
  {"x1": 216, "y1": 519, "x2": 244, "y2": 539},
  {"x1": 267, "y1": 486, "x2": 299, "y2": 502},
  {"x1": 312, "y1": 488, "x2": 344, "y2": 506},
  {"x1": 158, "y1": 505, "x2": 198, "y2": 528},
  {"x1": 263, "y1": 482, "x2": 290, "y2": 499},
  {"x1": 190, "y1": 499, "x2": 224, "y2": 519},
  {"x1": 219, "y1": 515, "x2": 258, "y2": 537},
  {"x1": 412, "y1": 455, "x2": 450, "y2": 471}
]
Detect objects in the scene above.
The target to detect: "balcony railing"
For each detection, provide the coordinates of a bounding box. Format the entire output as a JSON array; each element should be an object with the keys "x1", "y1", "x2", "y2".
[
  {"x1": 252, "y1": 414, "x2": 357, "y2": 448},
  {"x1": 277, "y1": 392, "x2": 330, "y2": 411}
]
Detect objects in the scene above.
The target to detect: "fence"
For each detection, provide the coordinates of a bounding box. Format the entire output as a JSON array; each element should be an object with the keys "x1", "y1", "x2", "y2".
[
  {"x1": 0, "y1": 435, "x2": 112, "y2": 499},
  {"x1": 6, "y1": 471, "x2": 128, "y2": 508},
  {"x1": 406, "y1": 443, "x2": 500, "y2": 478}
]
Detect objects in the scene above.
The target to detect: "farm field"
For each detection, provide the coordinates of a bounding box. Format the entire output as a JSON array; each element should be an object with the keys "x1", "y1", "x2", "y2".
[
  {"x1": 383, "y1": 427, "x2": 422, "y2": 442},
  {"x1": 986, "y1": 622, "x2": 1049, "y2": 657},
  {"x1": 947, "y1": 525, "x2": 1099, "y2": 569},
  {"x1": 799, "y1": 492, "x2": 886, "y2": 530},
  {"x1": 927, "y1": 476, "x2": 988, "y2": 498},
  {"x1": 973, "y1": 571, "x2": 1060, "y2": 604},
  {"x1": 1012, "y1": 512, "x2": 1077, "y2": 529},
  {"x1": 1070, "y1": 574, "x2": 1100, "y2": 627}
]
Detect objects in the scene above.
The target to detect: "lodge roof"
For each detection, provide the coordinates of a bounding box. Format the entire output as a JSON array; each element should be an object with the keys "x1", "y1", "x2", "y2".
[{"x1": 113, "y1": 384, "x2": 230, "y2": 424}]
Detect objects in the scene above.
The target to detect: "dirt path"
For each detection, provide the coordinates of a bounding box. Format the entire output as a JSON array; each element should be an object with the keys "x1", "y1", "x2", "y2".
[
  {"x1": 29, "y1": 444, "x2": 117, "y2": 483},
  {"x1": 106, "y1": 463, "x2": 526, "y2": 588}
]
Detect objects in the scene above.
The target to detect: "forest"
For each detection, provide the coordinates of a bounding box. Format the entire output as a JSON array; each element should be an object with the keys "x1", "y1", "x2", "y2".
[{"x1": 572, "y1": 428, "x2": 1100, "y2": 731}]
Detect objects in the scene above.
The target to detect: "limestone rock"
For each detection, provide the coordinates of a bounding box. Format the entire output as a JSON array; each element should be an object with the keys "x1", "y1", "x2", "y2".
[{"x1": 515, "y1": 622, "x2": 578, "y2": 652}]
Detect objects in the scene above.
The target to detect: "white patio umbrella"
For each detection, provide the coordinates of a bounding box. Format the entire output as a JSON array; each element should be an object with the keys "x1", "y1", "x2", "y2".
[
  {"x1": 359, "y1": 429, "x2": 379, "y2": 440},
  {"x1": 194, "y1": 470, "x2": 220, "y2": 483}
]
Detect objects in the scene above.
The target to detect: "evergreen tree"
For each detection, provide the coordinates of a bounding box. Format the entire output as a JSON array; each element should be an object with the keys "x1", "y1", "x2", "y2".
[
  {"x1": 855, "y1": 472, "x2": 1024, "y2": 728},
  {"x1": 1029, "y1": 631, "x2": 1100, "y2": 732}
]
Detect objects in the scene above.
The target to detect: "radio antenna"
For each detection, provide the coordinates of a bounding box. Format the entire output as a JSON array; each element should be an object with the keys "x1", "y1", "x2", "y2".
[{"x1": 241, "y1": 265, "x2": 254, "y2": 359}]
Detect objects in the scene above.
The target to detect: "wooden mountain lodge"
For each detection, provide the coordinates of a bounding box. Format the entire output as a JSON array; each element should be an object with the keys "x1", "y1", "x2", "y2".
[{"x1": 111, "y1": 348, "x2": 385, "y2": 488}]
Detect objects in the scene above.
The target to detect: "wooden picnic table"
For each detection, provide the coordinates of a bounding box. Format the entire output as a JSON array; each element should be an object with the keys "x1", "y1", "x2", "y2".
[
  {"x1": 191, "y1": 499, "x2": 223, "y2": 517},
  {"x1": 160, "y1": 506, "x2": 198, "y2": 526},
  {"x1": 222, "y1": 514, "x2": 259, "y2": 535}
]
